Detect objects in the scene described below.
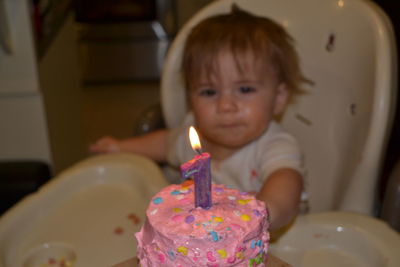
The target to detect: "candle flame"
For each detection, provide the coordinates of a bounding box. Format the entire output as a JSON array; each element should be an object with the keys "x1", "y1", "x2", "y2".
[{"x1": 189, "y1": 126, "x2": 202, "y2": 152}]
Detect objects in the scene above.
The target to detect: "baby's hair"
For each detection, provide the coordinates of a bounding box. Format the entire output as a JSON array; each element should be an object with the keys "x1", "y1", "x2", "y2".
[{"x1": 182, "y1": 4, "x2": 311, "y2": 96}]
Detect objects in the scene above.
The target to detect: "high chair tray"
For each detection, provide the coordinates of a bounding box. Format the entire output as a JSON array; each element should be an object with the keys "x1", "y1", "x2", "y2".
[{"x1": 0, "y1": 154, "x2": 168, "y2": 267}]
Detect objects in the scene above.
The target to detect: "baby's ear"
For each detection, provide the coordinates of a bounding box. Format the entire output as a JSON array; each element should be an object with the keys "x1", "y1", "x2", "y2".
[{"x1": 273, "y1": 83, "x2": 289, "y2": 115}]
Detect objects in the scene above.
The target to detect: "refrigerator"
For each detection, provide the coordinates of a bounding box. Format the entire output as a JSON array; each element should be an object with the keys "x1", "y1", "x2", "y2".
[{"x1": 0, "y1": 0, "x2": 86, "y2": 175}]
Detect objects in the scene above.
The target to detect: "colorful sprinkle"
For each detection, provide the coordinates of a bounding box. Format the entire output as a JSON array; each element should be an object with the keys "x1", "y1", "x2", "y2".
[
  {"x1": 238, "y1": 199, "x2": 252, "y2": 205},
  {"x1": 171, "y1": 190, "x2": 181, "y2": 195},
  {"x1": 172, "y1": 208, "x2": 182, "y2": 213},
  {"x1": 216, "y1": 249, "x2": 227, "y2": 259},
  {"x1": 234, "y1": 210, "x2": 241, "y2": 216},
  {"x1": 181, "y1": 179, "x2": 194, "y2": 187},
  {"x1": 240, "y1": 214, "x2": 251, "y2": 221},
  {"x1": 153, "y1": 197, "x2": 163, "y2": 204},
  {"x1": 180, "y1": 187, "x2": 190, "y2": 193},
  {"x1": 236, "y1": 251, "x2": 244, "y2": 260},
  {"x1": 172, "y1": 215, "x2": 183, "y2": 222},
  {"x1": 176, "y1": 194, "x2": 184, "y2": 200},
  {"x1": 210, "y1": 231, "x2": 219, "y2": 241},
  {"x1": 228, "y1": 196, "x2": 236, "y2": 200},
  {"x1": 214, "y1": 187, "x2": 224, "y2": 193},
  {"x1": 185, "y1": 215, "x2": 195, "y2": 224},
  {"x1": 168, "y1": 250, "x2": 176, "y2": 260},
  {"x1": 177, "y1": 246, "x2": 188, "y2": 256},
  {"x1": 150, "y1": 208, "x2": 158, "y2": 215},
  {"x1": 255, "y1": 253, "x2": 264, "y2": 264},
  {"x1": 158, "y1": 253, "x2": 166, "y2": 263},
  {"x1": 227, "y1": 255, "x2": 236, "y2": 263},
  {"x1": 253, "y1": 209, "x2": 261, "y2": 217},
  {"x1": 207, "y1": 251, "x2": 216, "y2": 262},
  {"x1": 213, "y1": 216, "x2": 223, "y2": 223},
  {"x1": 236, "y1": 247, "x2": 245, "y2": 252}
]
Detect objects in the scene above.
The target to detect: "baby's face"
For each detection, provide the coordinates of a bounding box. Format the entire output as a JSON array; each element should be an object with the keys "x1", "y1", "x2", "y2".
[{"x1": 189, "y1": 51, "x2": 288, "y2": 150}]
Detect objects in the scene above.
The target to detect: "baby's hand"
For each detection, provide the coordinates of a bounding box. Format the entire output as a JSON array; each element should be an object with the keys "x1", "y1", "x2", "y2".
[{"x1": 90, "y1": 136, "x2": 121, "y2": 154}]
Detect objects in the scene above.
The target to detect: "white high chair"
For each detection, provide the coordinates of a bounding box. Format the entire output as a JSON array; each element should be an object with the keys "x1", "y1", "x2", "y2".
[{"x1": 161, "y1": 0, "x2": 398, "y2": 215}]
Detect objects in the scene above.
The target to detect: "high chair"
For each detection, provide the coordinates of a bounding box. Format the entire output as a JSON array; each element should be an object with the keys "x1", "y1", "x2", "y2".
[
  {"x1": 161, "y1": 0, "x2": 398, "y2": 215},
  {"x1": 0, "y1": 0, "x2": 399, "y2": 266}
]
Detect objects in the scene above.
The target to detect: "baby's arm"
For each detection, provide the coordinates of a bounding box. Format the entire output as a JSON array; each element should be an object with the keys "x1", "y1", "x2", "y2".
[
  {"x1": 256, "y1": 168, "x2": 302, "y2": 231},
  {"x1": 89, "y1": 129, "x2": 168, "y2": 163}
]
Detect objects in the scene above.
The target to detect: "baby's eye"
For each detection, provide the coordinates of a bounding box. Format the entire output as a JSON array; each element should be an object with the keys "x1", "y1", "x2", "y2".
[
  {"x1": 199, "y1": 88, "x2": 217, "y2": 97},
  {"x1": 239, "y1": 86, "x2": 256, "y2": 94}
]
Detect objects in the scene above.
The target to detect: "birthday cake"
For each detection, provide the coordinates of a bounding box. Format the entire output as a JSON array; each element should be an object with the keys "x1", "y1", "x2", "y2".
[{"x1": 135, "y1": 181, "x2": 270, "y2": 266}]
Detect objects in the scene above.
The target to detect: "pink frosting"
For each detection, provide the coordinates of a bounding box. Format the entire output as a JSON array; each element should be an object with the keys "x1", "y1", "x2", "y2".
[{"x1": 136, "y1": 183, "x2": 270, "y2": 266}]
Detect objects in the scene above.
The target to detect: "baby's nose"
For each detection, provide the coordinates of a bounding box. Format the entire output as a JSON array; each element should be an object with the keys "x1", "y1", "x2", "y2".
[{"x1": 217, "y1": 94, "x2": 238, "y2": 113}]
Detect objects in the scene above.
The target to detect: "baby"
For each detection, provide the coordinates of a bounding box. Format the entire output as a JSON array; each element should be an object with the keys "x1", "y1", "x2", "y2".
[{"x1": 90, "y1": 5, "x2": 310, "y2": 231}]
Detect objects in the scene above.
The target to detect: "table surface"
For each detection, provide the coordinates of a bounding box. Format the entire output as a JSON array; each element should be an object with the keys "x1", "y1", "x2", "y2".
[{"x1": 113, "y1": 254, "x2": 292, "y2": 267}]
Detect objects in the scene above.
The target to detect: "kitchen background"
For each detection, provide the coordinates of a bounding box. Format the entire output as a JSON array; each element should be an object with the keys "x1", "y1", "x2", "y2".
[
  {"x1": 0, "y1": 0, "x2": 399, "y2": 218},
  {"x1": 0, "y1": 0, "x2": 212, "y2": 214}
]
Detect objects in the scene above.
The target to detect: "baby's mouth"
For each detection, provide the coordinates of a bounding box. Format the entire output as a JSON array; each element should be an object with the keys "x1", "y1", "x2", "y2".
[{"x1": 218, "y1": 123, "x2": 244, "y2": 129}]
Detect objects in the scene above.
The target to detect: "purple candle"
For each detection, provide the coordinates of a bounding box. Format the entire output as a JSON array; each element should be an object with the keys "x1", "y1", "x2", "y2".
[{"x1": 180, "y1": 127, "x2": 212, "y2": 209}]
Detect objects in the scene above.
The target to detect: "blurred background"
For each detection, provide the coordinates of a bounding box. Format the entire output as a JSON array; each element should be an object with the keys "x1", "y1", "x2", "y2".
[{"x1": 0, "y1": 0, "x2": 398, "y2": 217}]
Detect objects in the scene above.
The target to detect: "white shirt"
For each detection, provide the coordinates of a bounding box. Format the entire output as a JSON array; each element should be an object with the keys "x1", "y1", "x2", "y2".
[{"x1": 166, "y1": 113, "x2": 303, "y2": 192}]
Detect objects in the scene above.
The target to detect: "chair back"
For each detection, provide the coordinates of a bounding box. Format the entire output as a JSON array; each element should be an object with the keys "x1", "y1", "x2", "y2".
[{"x1": 161, "y1": 0, "x2": 397, "y2": 214}]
